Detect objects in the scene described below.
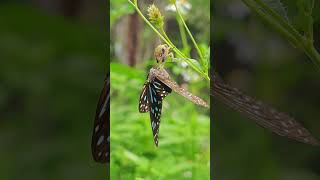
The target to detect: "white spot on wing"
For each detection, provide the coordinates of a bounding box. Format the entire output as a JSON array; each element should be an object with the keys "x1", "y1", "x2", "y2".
[
  {"x1": 95, "y1": 125, "x2": 100, "y2": 132},
  {"x1": 97, "y1": 135, "x2": 104, "y2": 146}
]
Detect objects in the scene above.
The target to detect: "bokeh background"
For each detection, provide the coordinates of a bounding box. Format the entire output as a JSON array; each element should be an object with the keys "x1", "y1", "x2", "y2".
[
  {"x1": 0, "y1": 1, "x2": 108, "y2": 179},
  {"x1": 213, "y1": 0, "x2": 320, "y2": 180},
  {"x1": 4, "y1": 0, "x2": 319, "y2": 179},
  {"x1": 110, "y1": 0, "x2": 210, "y2": 179}
]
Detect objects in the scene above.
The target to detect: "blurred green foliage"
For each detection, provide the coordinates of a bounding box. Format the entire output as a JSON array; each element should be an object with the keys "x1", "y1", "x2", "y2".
[
  {"x1": 213, "y1": 0, "x2": 320, "y2": 180},
  {"x1": 0, "y1": 4, "x2": 108, "y2": 179},
  {"x1": 110, "y1": 63, "x2": 209, "y2": 179}
]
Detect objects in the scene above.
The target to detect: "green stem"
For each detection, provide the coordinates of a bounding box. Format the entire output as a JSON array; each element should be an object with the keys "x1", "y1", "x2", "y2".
[
  {"x1": 306, "y1": 0, "x2": 314, "y2": 41},
  {"x1": 160, "y1": 27, "x2": 176, "y2": 53},
  {"x1": 177, "y1": 16, "x2": 189, "y2": 54},
  {"x1": 174, "y1": 3, "x2": 204, "y2": 61},
  {"x1": 307, "y1": 16, "x2": 313, "y2": 42},
  {"x1": 303, "y1": 43, "x2": 320, "y2": 70}
]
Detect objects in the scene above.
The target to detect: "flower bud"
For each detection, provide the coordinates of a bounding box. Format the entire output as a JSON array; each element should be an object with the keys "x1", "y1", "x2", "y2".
[{"x1": 147, "y1": 4, "x2": 164, "y2": 28}]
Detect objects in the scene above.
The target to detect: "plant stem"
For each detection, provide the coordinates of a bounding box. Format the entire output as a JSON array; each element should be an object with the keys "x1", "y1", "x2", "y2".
[
  {"x1": 174, "y1": 3, "x2": 204, "y2": 61},
  {"x1": 177, "y1": 16, "x2": 190, "y2": 55},
  {"x1": 306, "y1": 0, "x2": 314, "y2": 41},
  {"x1": 303, "y1": 43, "x2": 320, "y2": 70},
  {"x1": 159, "y1": 27, "x2": 176, "y2": 53}
]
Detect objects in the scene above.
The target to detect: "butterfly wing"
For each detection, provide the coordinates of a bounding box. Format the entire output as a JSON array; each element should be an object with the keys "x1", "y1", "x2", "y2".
[
  {"x1": 153, "y1": 77, "x2": 172, "y2": 99},
  {"x1": 139, "y1": 83, "x2": 150, "y2": 113},
  {"x1": 91, "y1": 74, "x2": 110, "y2": 163},
  {"x1": 211, "y1": 72, "x2": 319, "y2": 145},
  {"x1": 147, "y1": 78, "x2": 171, "y2": 146}
]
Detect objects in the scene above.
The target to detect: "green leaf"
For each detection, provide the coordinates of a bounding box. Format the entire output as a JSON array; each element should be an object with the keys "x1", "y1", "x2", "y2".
[{"x1": 199, "y1": 44, "x2": 210, "y2": 74}]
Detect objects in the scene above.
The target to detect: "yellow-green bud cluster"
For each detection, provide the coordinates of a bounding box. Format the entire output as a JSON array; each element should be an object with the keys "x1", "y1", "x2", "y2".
[{"x1": 147, "y1": 4, "x2": 164, "y2": 28}]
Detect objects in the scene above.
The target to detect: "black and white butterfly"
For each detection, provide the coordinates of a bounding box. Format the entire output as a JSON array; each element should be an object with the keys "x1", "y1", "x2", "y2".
[
  {"x1": 139, "y1": 74, "x2": 172, "y2": 146},
  {"x1": 91, "y1": 74, "x2": 110, "y2": 163}
]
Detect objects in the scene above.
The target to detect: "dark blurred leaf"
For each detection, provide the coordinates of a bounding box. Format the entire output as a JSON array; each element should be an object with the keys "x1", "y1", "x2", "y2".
[
  {"x1": 296, "y1": 0, "x2": 314, "y2": 37},
  {"x1": 262, "y1": 0, "x2": 289, "y2": 20},
  {"x1": 0, "y1": 4, "x2": 107, "y2": 179}
]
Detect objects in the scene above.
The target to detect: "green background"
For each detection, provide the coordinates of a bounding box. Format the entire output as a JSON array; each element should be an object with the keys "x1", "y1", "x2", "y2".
[
  {"x1": 213, "y1": 0, "x2": 320, "y2": 180},
  {"x1": 0, "y1": 2, "x2": 107, "y2": 180}
]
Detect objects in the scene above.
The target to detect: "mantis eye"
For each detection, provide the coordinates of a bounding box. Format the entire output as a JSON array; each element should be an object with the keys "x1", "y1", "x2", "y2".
[{"x1": 161, "y1": 48, "x2": 165, "y2": 55}]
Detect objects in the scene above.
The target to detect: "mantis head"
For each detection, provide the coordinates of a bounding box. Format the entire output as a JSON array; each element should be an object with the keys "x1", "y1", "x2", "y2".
[{"x1": 154, "y1": 44, "x2": 172, "y2": 65}]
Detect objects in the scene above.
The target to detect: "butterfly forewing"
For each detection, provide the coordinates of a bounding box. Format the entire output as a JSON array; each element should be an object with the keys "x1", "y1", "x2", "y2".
[
  {"x1": 211, "y1": 72, "x2": 319, "y2": 146},
  {"x1": 91, "y1": 74, "x2": 110, "y2": 163}
]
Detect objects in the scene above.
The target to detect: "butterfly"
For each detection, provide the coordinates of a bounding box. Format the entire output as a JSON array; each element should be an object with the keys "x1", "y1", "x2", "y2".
[
  {"x1": 211, "y1": 71, "x2": 319, "y2": 145},
  {"x1": 91, "y1": 74, "x2": 110, "y2": 163},
  {"x1": 139, "y1": 73, "x2": 172, "y2": 146}
]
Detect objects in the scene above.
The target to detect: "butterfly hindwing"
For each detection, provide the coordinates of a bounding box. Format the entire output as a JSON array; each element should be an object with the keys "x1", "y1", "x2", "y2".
[
  {"x1": 152, "y1": 77, "x2": 172, "y2": 100},
  {"x1": 91, "y1": 74, "x2": 110, "y2": 163},
  {"x1": 147, "y1": 83, "x2": 162, "y2": 146}
]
